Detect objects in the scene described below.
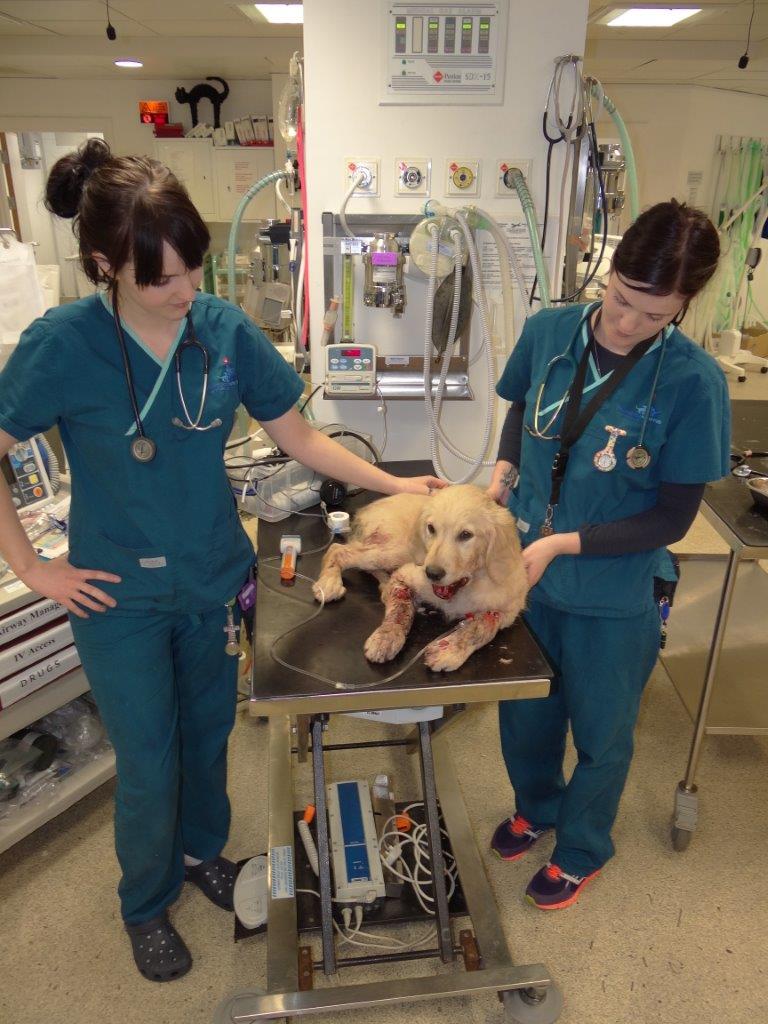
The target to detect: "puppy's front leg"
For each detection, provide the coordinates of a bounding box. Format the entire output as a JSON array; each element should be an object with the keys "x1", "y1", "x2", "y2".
[
  {"x1": 424, "y1": 610, "x2": 514, "y2": 673},
  {"x1": 364, "y1": 568, "x2": 418, "y2": 663}
]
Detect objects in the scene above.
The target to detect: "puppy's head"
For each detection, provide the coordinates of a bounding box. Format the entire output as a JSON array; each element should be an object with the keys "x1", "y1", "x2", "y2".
[{"x1": 418, "y1": 484, "x2": 520, "y2": 599}]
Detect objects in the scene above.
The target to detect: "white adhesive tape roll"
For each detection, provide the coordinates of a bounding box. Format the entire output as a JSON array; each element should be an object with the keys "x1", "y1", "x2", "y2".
[{"x1": 327, "y1": 510, "x2": 350, "y2": 534}]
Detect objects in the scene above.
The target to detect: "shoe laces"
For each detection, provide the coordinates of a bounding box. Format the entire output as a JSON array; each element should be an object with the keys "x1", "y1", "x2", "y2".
[
  {"x1": 544, "y1": 862, "x2": 583, "y2": 886},
  {"x1": 510, "y1": 814, "x2": 533, "y2": 836}
]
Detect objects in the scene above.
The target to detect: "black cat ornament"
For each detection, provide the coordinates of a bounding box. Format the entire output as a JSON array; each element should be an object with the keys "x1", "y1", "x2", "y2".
[{"x1": 175, "y1": 76, "x2": 230, "y2": 129}]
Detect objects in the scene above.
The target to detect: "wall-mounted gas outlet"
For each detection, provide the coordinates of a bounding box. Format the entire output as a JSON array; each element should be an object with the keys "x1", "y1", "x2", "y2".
[
  {"x1": 395, "y1": 158, "x2": 430, "y2": 197},
  {"x1": 344, "y1": 158, "x2": 380, "y2": 197},
  {"x1": 445, "y1": 159, "x2": 480, "y2": 197},
  {"x1": 496, "y1": 159, "x2": 532, "y2": 196}
]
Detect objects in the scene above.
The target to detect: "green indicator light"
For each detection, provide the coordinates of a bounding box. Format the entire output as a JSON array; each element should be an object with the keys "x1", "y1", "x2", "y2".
[
  {"x1": 463, "y1": 20, "x2": 472, "y2": 28},
  {"x1": 480, "y1": 20, "x2": 490, "y2": 28},
  {"x1": 396, "y1": 20, "x2": 406, "y2": 28}
]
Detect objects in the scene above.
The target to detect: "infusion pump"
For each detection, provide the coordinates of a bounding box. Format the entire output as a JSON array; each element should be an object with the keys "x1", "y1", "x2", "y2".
[{"x1": 324, "y1": 343, "x2": 377, "y2": 396}]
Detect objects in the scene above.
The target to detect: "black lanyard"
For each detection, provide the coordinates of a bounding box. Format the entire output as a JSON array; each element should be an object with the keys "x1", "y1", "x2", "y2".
[{"x1": 541, "y1": 325, "x2": 657, "y2": 535}]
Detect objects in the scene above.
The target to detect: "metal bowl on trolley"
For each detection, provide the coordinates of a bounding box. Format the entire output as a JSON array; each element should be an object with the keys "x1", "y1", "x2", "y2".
[{"x1": 746, "y1": 477, "x2": 768, "y2": 512}]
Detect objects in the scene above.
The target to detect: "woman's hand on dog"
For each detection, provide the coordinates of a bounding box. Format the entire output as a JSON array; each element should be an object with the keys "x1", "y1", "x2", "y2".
[
  {"x1": 522, "y1": 532, "x2": 582, "y2": 587},
  {"x1": 393, "y1": 475, "x2": 448, "y2": 496}
]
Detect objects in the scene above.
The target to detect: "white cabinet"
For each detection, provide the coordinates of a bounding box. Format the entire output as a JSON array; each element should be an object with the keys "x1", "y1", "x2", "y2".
[
  {"x1": 154, "y1": 140, "x2": 277, "y2": 223},
  {"x1": 154, "y1": 138, "x2": 216, "y2": 220},
  {"x1": 215, "y1": 147, "x2": 277, "y2": 222}
]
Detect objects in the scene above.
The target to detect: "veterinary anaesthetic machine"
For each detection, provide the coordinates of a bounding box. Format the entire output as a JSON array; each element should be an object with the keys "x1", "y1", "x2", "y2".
[{"x1": 215, "y1": 464, "x2": 562, "y2": 1024}]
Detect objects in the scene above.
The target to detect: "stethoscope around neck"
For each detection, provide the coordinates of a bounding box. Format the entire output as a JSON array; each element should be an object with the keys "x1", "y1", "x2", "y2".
[
  {"x1": 526, "y1": 302, "x2": 671, "y2": 450},
  {"x1": 111, "y1": 290, "x2": 222, "y2": 464}
]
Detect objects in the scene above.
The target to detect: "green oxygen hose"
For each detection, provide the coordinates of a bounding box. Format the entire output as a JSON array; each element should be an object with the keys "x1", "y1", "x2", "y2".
[
  {"x1": 506, "y1": 167, "x2": 552, "y2": 308},
  {"x1": 593, "y1": 84, "x2": 640, "y2": 223},
  {"x1": 226, "y1": 170, "x2": 291, "y2": 304}
]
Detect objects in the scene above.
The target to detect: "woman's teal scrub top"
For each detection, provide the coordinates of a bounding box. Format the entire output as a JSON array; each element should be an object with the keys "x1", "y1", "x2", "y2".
[
  {"x1": 496, "y1": 305, "x2": 731, "y2": 618},
  {"x1": 0, "y1": 292, "x2": 304, "y2": 614}
]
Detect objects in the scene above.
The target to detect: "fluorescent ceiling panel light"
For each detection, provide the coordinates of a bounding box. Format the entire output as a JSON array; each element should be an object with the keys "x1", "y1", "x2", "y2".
[
  {"x1": 114, "y1": 59, "x2": 143, "y2": 68},
  {"x1": 607, "y1": 8, "x2": 701, "y2": 27},
  {"x1": 254, "y1": 3, "x2": 303, "y2": 23}
]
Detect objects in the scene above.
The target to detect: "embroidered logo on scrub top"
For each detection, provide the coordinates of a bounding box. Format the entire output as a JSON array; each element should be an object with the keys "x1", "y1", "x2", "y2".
[
  {"x1": 210, "y1": 357, "x2": 238, "y2": 393},
  {"x1": 618, "y1": 403, "x2": 662, "y2": 426}
]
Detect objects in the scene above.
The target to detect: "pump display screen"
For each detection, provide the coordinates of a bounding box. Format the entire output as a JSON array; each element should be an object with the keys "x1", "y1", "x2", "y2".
[{"x1": 342, "y1": 349, "x2": 361, "y2": 357}]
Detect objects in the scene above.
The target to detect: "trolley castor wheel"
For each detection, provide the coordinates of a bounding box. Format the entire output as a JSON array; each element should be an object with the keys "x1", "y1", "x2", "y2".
[
  {"x1": 502, "y1": 982, "x2": 564, "y2": 1024},
  {"x1": 761, "y1": 365, "x2": 768, "y2": 373},
  {"x1": 738, "y1": 375, "x2": 747, "y2": 383},
  {"x1": 671, "y1": 825, "x2": 692, "y2": 852}
]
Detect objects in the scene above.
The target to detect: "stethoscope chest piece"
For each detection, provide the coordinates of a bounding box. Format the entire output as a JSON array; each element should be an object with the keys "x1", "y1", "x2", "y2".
[
  {"x1": 626, "y1": 444, "x2": 652, "y2": 470},
  {"x1": 130, "y1": 436, "x2": 157, "y2": 463}
]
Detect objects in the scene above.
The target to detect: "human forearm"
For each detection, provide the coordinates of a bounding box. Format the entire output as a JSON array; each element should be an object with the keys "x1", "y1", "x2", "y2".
[
  {"x1": 0, "y1": 478, "x2": 40, "y2": 579},
  {"x1": 263, "y1": 408, "x2": 416, "y2": 496},
  {"x1": 578, "y1": 482, "x2": 704, "y2": 556}
]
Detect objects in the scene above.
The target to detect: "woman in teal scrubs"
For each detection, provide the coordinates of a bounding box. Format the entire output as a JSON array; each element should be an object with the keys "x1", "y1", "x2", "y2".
[
  {"x1": 487, "y1": 201, "x2": 730, "y2": 910},
  {"x1": 0, "y1": 140, "x2": 442, "y2": 981}
]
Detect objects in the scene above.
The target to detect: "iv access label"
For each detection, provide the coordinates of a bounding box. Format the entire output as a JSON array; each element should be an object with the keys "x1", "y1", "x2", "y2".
[{"x1": 270, "y1": 845, "x2": 295, "y2": 899}]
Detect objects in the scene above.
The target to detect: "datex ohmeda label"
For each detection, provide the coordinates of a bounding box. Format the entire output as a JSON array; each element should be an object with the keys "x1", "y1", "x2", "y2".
[{"x1": 269, "y1": 845, "x2": 295, "y2": 900}]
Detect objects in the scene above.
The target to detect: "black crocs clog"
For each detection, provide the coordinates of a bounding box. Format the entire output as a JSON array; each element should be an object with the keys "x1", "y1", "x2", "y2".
[
  {"x1": 125, "y1": 911, "x2": 192, "y2": 982},
  {"x1": 184, "y1": 855, "x2": 237, "y2": 911}
]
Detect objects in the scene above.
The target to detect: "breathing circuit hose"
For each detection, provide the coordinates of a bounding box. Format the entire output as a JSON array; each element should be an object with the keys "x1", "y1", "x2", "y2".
[
  {"x1": 505, "y1": 168, "x2": 552, "y2": 308},
  {"x1": 227, "y1": 170, "x2": 292, "y2": 304}
]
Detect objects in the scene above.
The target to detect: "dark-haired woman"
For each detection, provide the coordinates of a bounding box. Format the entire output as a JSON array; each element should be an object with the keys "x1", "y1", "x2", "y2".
[
  {"x1": 0, "y1": 140, "x2": 443, "y2": 981},
  {"x1": 487, "y1": 201, "x2": 730, "y2": 909}
]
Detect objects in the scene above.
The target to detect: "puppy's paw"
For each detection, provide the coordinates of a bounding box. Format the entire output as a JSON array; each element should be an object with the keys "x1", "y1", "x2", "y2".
[
  {"x1": 364, "y1": 624, "x2": 407, "y2": 663},
  {"x1": 423, "y1": 639, "x2": 468, "y2": 673},
  {"x1": 313, "y1": 575, "x2": 345, "y2": 603}
]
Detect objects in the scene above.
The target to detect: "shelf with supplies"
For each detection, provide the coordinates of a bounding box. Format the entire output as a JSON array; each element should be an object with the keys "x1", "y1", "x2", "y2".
[
  {"x1": 0, "y1": 585, "x2": 116, "y2": 855},
  {"x1": 154, "y1": 138, "x2": 278, "y2": 223},
  {"x1": 0, "y1": 747, "x2": 116, "y2": 855}
]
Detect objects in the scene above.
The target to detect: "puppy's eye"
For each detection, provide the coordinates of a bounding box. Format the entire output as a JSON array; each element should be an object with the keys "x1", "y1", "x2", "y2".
[
  {"x1": 426, "y1": 523, "x2": 436, "y2": 535},
  {"x1": 457, "y1": 530, "x2": 474, "y2": 542}
]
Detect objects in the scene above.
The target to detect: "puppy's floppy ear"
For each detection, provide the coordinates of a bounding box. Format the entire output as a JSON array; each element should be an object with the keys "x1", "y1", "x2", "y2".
[{"x1": 484, "y1": 505, "x2": 521, "y2": 585}]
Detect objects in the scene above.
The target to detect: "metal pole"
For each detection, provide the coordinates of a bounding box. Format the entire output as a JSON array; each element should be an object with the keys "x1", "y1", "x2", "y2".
[
  {"x1": 311, "y1": 716, "x2": 337, "y2": 976},
  {"x1": 417, "y1": 721, "x2": 454, "y2": 963},
  {"x1": 682, "y1": 549, "x2": 740, "y2": 790}
]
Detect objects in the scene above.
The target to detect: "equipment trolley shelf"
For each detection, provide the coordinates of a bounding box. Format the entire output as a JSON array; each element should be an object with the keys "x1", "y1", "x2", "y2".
[
  {"x1": 216, "y1": 462, "x2": 562, "y2": 1024},
  {"x1": 0, "y1": 582, "x2": 115, "y2": 854},
  {"x1": 662, "y1": 401, "x2": 768, "y2": 850}
]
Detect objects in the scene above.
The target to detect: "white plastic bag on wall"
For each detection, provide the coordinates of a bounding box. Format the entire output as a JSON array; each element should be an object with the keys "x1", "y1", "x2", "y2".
[{"x1": 0, "y1": 236, "x2": 46, "y2": 346}]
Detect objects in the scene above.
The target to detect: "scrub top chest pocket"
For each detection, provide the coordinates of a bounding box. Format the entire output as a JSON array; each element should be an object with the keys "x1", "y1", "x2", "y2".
[{"x1": 171, "y1": 342, "x2": 240, "y2": 444}]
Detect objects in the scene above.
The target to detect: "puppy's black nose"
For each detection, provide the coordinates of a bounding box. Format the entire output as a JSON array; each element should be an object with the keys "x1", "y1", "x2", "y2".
[{"x1": 425, "y1": 565, "x2": 445, "y2": 582}]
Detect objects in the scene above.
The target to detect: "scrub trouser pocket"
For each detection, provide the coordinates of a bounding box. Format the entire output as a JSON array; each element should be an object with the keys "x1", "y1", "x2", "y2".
[
  {"x1": 70, "y1": 607, "x2": 239, "y2": 925},
  {"x1": 498, "y1": 598, "x2": 660, "y2": 876}
]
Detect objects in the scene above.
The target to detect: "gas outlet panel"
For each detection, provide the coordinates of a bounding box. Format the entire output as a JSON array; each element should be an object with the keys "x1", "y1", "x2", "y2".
[
  {"x1": 445, "y1": 159, "x2": 480, "y2": 197},
  {"x1": 344, "y1": 158, "x2": 380, "y2": 198},
  {"x1": 395, "y1": 157, "x2": 431, "y2": 196},
  {"x1": 496, "y1": 159, "x2": 532, "y2": 196}
]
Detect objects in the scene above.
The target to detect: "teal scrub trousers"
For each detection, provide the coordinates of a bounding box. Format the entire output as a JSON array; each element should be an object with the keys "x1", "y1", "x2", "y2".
[
  {"x1": 499, "y1": 597, "x2": 660, "y2": 877},
  {"x1": 71, "y1": 606, "x2": 239, "y2": 925}
]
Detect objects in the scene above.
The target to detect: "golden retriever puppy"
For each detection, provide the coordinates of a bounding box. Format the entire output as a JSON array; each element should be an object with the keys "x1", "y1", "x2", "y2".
[{"x1": 312, "y1": 484, "x2": 528, "y2": 672}]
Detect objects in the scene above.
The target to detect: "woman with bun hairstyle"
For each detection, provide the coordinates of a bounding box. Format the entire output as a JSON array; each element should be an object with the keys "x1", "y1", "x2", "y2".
[
  {"x1": 486, "y1": 201, "x2": 730, "y2": 910},
  {"x1": 0, "y1": 139, "x2": 443, "y2": 981}
]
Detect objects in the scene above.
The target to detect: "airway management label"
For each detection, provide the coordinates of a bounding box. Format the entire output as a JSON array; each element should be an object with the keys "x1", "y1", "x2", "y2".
[{"x1": 270, "y1": 845, "x2": 295, "y2": 900}]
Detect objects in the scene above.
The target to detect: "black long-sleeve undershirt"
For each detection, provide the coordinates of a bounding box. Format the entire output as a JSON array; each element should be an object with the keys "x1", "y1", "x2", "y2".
[{"x1": 496, "y1": 339, "x2": 705, "y2": 556}]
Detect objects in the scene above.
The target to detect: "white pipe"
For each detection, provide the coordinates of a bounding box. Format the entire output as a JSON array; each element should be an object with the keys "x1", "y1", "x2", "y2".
[{"x1": 339, "y1": 170, "x2": 366, "y2": 238}]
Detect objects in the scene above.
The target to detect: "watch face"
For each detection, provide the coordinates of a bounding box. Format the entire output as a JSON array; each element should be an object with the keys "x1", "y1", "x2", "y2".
[{"x1": 594, "y1": 450, "x2": 617, "y2": 472}]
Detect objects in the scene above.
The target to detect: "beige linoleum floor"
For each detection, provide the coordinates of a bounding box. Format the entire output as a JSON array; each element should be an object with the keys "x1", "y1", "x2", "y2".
[{"x1": 1, "y1": 372, "x2": 767, "y2": 1024}]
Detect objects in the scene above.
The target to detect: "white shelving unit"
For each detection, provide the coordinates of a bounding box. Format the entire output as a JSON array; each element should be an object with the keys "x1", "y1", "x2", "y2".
[{"x1": 0, "y1": 582, "x2": 115, "y2": 854}]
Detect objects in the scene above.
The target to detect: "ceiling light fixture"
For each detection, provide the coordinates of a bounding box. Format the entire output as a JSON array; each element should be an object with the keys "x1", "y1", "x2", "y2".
[
  {"x1": 114, "y1": 59, "x2": 143, "y2": 68},
  {"x1": 606, "y1": 8, "x2": 701, "y2": 28},
  {"x1": 254, "y1": 4, "x2": 304, "y2": 24}
]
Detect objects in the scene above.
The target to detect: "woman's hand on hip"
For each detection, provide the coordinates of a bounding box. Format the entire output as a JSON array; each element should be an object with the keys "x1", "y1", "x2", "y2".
[{"x1": 20, "y1": 556, "x2": 121, "y2": 618}]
